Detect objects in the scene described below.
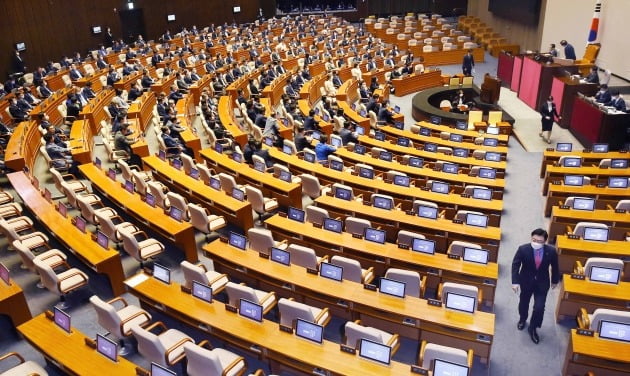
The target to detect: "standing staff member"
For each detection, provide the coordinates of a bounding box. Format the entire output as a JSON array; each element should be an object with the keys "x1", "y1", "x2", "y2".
[
  {"x1": 539, "y1": 96, "x2": 561, "y2": 144},
  {"x1": 511, "y1": 228, "x2": 560, "y2": 344},
  {"x1": 462, "y1": 49, "x2": 474, "y2": 76}
]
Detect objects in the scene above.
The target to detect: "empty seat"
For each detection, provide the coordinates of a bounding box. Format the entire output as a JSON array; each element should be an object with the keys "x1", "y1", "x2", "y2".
[
  {"x1": 577, "y1": 308, "x2": 630, "y2": 331},
  {"x1": 278, "y1": 298, "x2": 331, "y2": 328},
  {"x1": 345, "y1": 217, "x2": 372, "y2": 236},
  {"x1": 119, "y1": 230, "x2": 165, "y2": 267},
  {"x1": 180, "y1": 260, "x2": 229, "y2": 294},
  {"x1": 287, "y1": 244, "x2": 327, "y2": 270},
  {"x1": 344, "y1": 320, "x2": 400, "y2": 354},
  {"x1": 300, "y1": 174, "x2": 329, "y2": 199},
  {"x1": 305, "y1": 205, "x2": 329, "y2": 226},
  {"x1": 570, "y1": 222, "x2": 609, "y2": 238},
  {"x1": 131, "y1": 322, "x2": 193, "y2": 367},
  {"x1": 419, "y1": 341, "x2": 473, "y2": 370},
  {"x1": 396, "y1": 230, "x2": 426, "y2": 247},
  {"x1": 384, "y1": 268, "x2": 426, "y2": 298},
  {"x1": 447, "y1": 240, "x2": 482, "y2": 257},
  {"x1": 183, "y1": 342, "x2": 247, "y2": 376},
  {"x1": 330, "y1": 255, "x2": 374, "y2": 284},
  {"x1": 574, "y1": 257, "x2": 624, "y2": 280},
  {"x1": 0, "y1": 352, "x2": 48, "y2": 376},
  {"x1": 33, "y1": 257, "x2": 89, "y2": 309},
  {"x1": 245, "y1": 186, "x2": 278, "y2": 224},
  {"x1": 187, "y1": 203, "x2": 226, "y2": 239},
  {"x1": 225, "y1": 282, "x2": 276, "y2": 314}
]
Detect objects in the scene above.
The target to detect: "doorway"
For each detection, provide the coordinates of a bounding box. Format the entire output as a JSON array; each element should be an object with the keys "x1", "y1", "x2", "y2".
[{"x1": 118, "y1": 9, "x2": 146, "y2": 44}]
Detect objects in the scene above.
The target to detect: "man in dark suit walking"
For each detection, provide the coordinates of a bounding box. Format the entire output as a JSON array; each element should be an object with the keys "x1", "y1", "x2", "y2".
[
  {"x1": 539, "y1": 96, "x2": 561, "y2": 144},
  {"x1": 511, "y1": 228, "x2": 560, "y2": 344},
  {"x1": 462, "y1": 50, "x2": 474, "y2": 76}
]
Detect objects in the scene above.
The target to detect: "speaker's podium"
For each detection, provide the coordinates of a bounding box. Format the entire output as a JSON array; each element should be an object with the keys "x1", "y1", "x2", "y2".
[{"x1": 480, "y1": 74, "x2": 501, "y2": 104}]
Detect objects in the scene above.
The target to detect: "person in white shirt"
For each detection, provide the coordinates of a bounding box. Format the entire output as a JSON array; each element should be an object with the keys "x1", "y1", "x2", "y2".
[
  {"x1": 350, "y1": 62, "x2": 362, "y2": 81},
  {"x1": 323, "y1": 74, "x2": 336, "y2": 97}
]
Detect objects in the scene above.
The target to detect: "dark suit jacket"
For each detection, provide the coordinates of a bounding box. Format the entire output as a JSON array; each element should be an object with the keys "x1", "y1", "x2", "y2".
[
  {"x1": 540, "y1": 102, "x2": 559, "y2": 127},
  {"x1": 462, "y1": 54, "x2": 475, "y2": 70},
  {"x1": 511, "y1": 244, "x2": 560, "y2": 291}
]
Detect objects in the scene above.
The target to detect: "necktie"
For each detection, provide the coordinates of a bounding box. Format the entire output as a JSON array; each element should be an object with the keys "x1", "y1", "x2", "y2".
[{"x1": 535, "y1": 249, "x2": 542, "y2": 269}]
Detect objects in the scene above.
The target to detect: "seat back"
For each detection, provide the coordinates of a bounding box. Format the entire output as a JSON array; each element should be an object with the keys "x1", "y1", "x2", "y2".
[
  {"x1": 218, "y1": 173, "x2": 239, "y2": 194},
  {"x1": 332, "y1": 183, "x2": 354, "y2": 200},
  {"x1": 196, "y1": 163, "x2": 214, "y2": 186},
  {"x1": 487, "y1": 110, "x2": 502, "y2": 125},
  {"x1": 184, "y1": 343, "x2": 227, "y2": 376},
  {"x1": 278, "y1": 298, "x2": 316, "y2": 327},
  {"x1": 32, "y1": 258, "x2": 61, "y2": 295},
  {"x1": 50, "y1": 168, "x2": 66, "y2": 192},
  {"x1": 344, "y1": 321, "x2": 384, "y2": 348},
  {"x1": 584, "y1": 257, "x2": 624, "y2": 279},
  {"x1": 225, "y1": 282, "x2": 258, "y2": 307},
  {"x1": 119, "y1": 231, "x2": 142, "y2": 262},
  {"x1": 118, "y1": 160, "x2": 134, "y2": 181},
  {"x1": 616, "y1": 200, "x2": 630, "y2": 211},
  {"x1": 385, "y1": 268, "x2": 422, "y2": 298},
  {"x1": 166, "y1": 192, "x2": 188, "y2": 219},
  {"x1": 90, "y1": 295, "x2": 124, "y2": 337},
  {"x1": 147, "y1": 181, "x2": 169, "y2": 209},
  {"x1": 188, "y1": 203, "x2": 210, "y2": 234},
  {"x1": 396, "y1": 230, "x2": 425, "y2": 247},
  {"x1": 448, "y1": 240, "x2": 482, "y2": 257},
  {"x1": 287, "y1": 244, "x2": 318, "y2": 269},
  {"x1": 331, "y1": 255, "x2": 363, "y2": 283},
  {"x1": 345, "y1": 217, "x2": 371, "y2": 236},
  {"x1": 76, "y1": 195, "x2": 97, "y2": 224},
  {"x1": 573, "y1": 222, "x2": 608, "y2": 238},
  {"x1": 131, "y1": 325, "x2": 167, "y2": 366},
  {"x1": 132, "y1": 170, "x2": 148, "y2": 195},
  {"x1": 299, "y1": 173, "x2": 322, "y2": 199},
  {"x1": 467, "y1": 110, "x2": 482, "y2": 127},
  {"x1": 12, "y1": 239, "x2": 38, "y2": 271},
  {"x1": 247, "y1": 227, "x2": 276, "y2": 254},
  {"x1": 305, "y1": 205, "x2": 329, "y2": 226},
  {"x1": 589, "y1": 308, "x2": 630, "y2": 331},
  {"x1": 245, "y1": 186, "x2": 265, "y2": 214},
  {"x1": 94, "y1": 210, "x2": 119, "y2": 241},
  {"x1": 181, "y1": 260, "x2": 209, "y2": 289},
  {"x1": 180, "y1": 154, "x2": 195, "y2": 175},
  {"x1": 421, "y1": 342, "x2": 469, "y2": 369}
]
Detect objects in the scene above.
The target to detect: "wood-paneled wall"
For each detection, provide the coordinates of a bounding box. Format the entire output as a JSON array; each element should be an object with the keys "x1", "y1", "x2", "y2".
[{"x1": 0, "y1": 0, "x2": 261, "y2": 79}]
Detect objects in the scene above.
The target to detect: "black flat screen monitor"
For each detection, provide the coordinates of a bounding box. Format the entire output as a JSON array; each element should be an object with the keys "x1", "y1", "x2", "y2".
[
  {"x1": 232, "y1": 153, "x2": 243, "y2": 163},
  {"x1": 334, "y1": 186, "x2": 352, "y2": 201},
  {"x1": 96, "y1": 231, "x2": 109, "y2": 250},
  {"x1": 356, "y1": 126, "x2": 365, "y2": 135},
  {"x1": 583, "y1": 227, "x2": 609, "y2": 242},
  {"x1": 453, "y1": 148, "x2": 469, "y2": 158},
  {"x1": 598, "y1": 320, "x2": 630, "y2": 343},
  {"x1": 287, "y1": 207, "x2": 305, "y2": 223},
  {"x1": 96, "y1": 333, "x2": 118, "y2": 362},
  {"x1": 463, "y1": 247, "x2": 489, "y2": 264},
  {"x1": 264, "y1": 137, "x2": 274, "y2": 146},
  {"x1": 239, "y1": 299, "x2": 263, "y2": 322},
  {"x1": 214, "y1": 143, "x2": 223, "y2": 153},
  {"x1": 75, "y1": 216, "x2": 86, "y2": 233},
  {"x1": 330, "y1": 159, "x2": 344, "y2": 171},
  {"x1": 483, "y1": 138, "x2": 498, "y2": 147},
  {"x1": 472, "y1": 188, "x2": 492, "y2": 200},
  {"x1": 189, "y1": 168, "x2": 199, "y2": 180},
  {"x1": 393, "y1": 175, "x2": 410, "y2": 187},
  {"x1": 418, "y1": 205, "x2": 438, "y2": 219},
  {"x1": 608, "y1": 177, "x2": 628, "y2": 188},
  {"x1": 562, "y1": 157, "x2": 581, "y2": 167},
  {"x1": 359, "y1": 339, "x2": 392, "y2": 365},
  {"x1": 408, "y1": 156, "x2": 423, "y2": 167},
  {"x1": 445, "y1": 292, "x2": 476, "y2": 313},
  {"x1": 611, "y1": 159, "x2": 628, "y2": 169},
  {"x1": 430, "y1": 116, "x2": 441, "y2": 125},
  {"x1": 420, "y1": 127, "x2": 431, "y2": 136},
  {"x1": 232, "y1": 187, "x2": 245, "y2": 201},
  {"x1": 54, "y1": 307, "x2": 72, "y2": 333},
  {"x1": 572, "y1": 197, "x2": 595, "y2": 211},
  {"x1": 295, "y1": 318, "x2": 324, "y2": 344},
  {"x1": 151, "y1": 363, "x2": 177, "y2": 376},
  {"x1": 168, "y1": 206, "x2": 183, "y2": 222},
  {"x1": 153, "y1": 263, "x2": 170, "y2": 284},
  {"x1": 397, "y1": 137, "x2": 410, "y2": 147},
  {"x1": 210, "y1": 177, "x2": 221, "y2": 190},
  {"x1": 283, "y1": 144, "x2": 293, "y2": 155},
  {"x1": 359, "y1": 166, "x2": 374, "y2": 179},
  {"x1": 379, "y1": 278, "x2": 406, "y2": 298},
  {"x1": 364, "y1": 227, "x2": 386, "y2": 244},
  {"x1": 108, "y1": 168, "x2": 116, "y2": 180},
  {"x1": 564, "y1": 175, "x2": 584, "y2": 186},
  {"x1": 589, "y1": 266, "x2": 621, "y2": 284},
  {"x1": 433, "y1": 359, "x2": 470, "y2": 376},
  {"x1": 373, "y1": 196, "x2": 393, "y2": 210},
  {"x1": 145, "y1": 193, "x2": 156, "y2": 207},
  {"x1": 172, "y1": 159, "x2": 182, "y2": 170},
  {"x1": 270, "y1": 247, "x2": 291, "y2": 266},
  {"x1": 442, "y1": 162, "x2": 458, "y2": 174},
  {"x1": 380, "y1": 151, "x2": 393, "y2": 161},
  {"x1": 254, "y1": 160, "x2": 265, "y2": 172},
  {"x1": 424, "y1": 143, "x2": 437, "y2": 152},
  {"x1": 412, "y1": 238, "x2": 435, "y2": 255},
  {"x1": 229, "y1": 232, "x2": 247, "y2": 250},
  {"x1": 374, "y1": 131, "x2": 386, "y2": 141},
  {"x1": 592, "y1": 143, "x2": 609, "y2": 153},
  {"x1": 455, "y1": 121, "x2": 467, "y2": 130},
  {"x1": 466, "y1": 213, "x2": 489, "y2": 228},
  {"x1": 449, "y1": 134, "x2": 463, "y2": 143},
  {"x1": 192, "y1": 281, "x2": 213, "y2": 302},
  {"x1": 330, "y1": 137, "x2": 342, "y2": 148},
  {"x1": 319, "y1": 262, "x2": 343, "y2": 281},
  {"x1": 478, "y1": 167, "x2": 496, "y2": 179},
  {"x1": 323, "y1": 218, "x2": 343, "y2": 233},
  {"x1": 58, "y1": 202, "x2": 67, "y2": 217},
  {"x1": 431, "y1": 181, "x2": 449, "y2": 194},
  {"x1": 556, "y1": 143, "x2": 572, "y2": 152},
  {"x1": 0, "y1": 263, "x2": 9, "y2": 285},
  {"x1": 485, "y1": 152, "x2": 501, "y2": 162},
  {"x1": 124, "y1": 179, "x2": 134, "y2": 193},
  {"x1": 354, "y1": 144, "x2": 366, "y2": 154},
  {"x1": 279, "y1": 170, "x2": 291, "y2": 182}
]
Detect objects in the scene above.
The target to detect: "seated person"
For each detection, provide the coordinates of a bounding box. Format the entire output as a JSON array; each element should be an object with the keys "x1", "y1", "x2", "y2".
[
  {"x1": 339, "y1": 122, "x2": 359, "y2": 145},
  {"x1": 609, "y1": 91, "x2": 626, "y2": 112},
  {"x1": 377, "y1": 99, "x2": 394, "y2": 124},
  {"x1": 585, "y1": 66, "x2": 599, "y2": 84},
  {"x1": 314, "y1": 139, "x2": 336, "y2": 162},
  {"x1": 44, "y1": 133, "x2": 78, "y2": 174},
  {"x1": 294, "y1": 126, "x2": 310, "y2": 151},
  {"x1": 161, "y1": 126, "x2": 192, "y2": 156},
  {"x1": 595, "y1": 84, "x2": 611, "y2": 104}
]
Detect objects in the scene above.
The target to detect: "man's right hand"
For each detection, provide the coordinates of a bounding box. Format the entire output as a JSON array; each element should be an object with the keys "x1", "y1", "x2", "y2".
[{"x1": 512, "y1": 284, "x2": 520, "y2": 294}]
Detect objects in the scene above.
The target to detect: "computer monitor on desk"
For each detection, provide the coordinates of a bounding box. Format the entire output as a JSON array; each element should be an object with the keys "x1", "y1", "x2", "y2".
[
  {"x1": 472, "y1": 188, "x2": 492, "y2": 200},
  {"x1": 431, "y1": 181, "x2": 449, "y2": 194},
  {"x1": 0, "y1": 263, "x2": 9, "y2": 285},
  {"x1": 450, "y1": 134, "x2": 463, "y2": 142},
  {"x1": 608, "y1": 177, "x2": 629, "y2": 188},
  {"x1": 463, "y1": 247, "x2": 489, "y2": 264},
  {"x1": 598, "y1": 320, "x2": 630, "y2": 343},
  {"x1": 583, "y1": 227, "x2": 609, "y2": 242},
  {"x1": 373, "y1": 196, "x2": 393, "y2": 210},
  {"x1": 556, "y1": 143, "x2": 573, "y2": 152},
  {"x1": 592, "y1": 143, "x2": 609, "y2": 153},
  {"x1": 445, "y1": 292, "x2": 476, "y2": 313},
  {"x1": 393, "y1": 175, "x2": 410, "y2": 187},
  {"x1": 229, "y1": 232, "x2": 247, "y2": 250},
  {"x1": 287, "y1": 207, "x2": 305, "y2": 223},
  {"x1": 239, "y1": 299, "x2": 263, "y2": 322},
  {"x1": 589, "y1": 266, "x2": 621, "y2": 284},
  {"x1": 191, "y1": 281, "x2": 213, "y2": 303},
  {"x1": 320, "y1": 262, "x2": 343, "y2": 281},
  {"x1": 418, "y1": 205, "x2": 438, "y2": 219},
  {"x1": 562, "y1": 157, "x2": 581, "y2": 167},
  {"x1": 153, "y1": 263, "x2": 171, "y2": 284},
  {"x1": 295, "y1": 319, "x2": 324, "y2": 344},
  {"x1": 564, "y1": 175, "x2": 584, "y2": 186},
  {"x1": 611, "y1": 159, "x2": 628, "y2": 169},
  {"x1": 364, "y1": 228, "x2": 386, "y2": 244},
  {"x1": 151, "y1": 363, "x2": 177, "y2": 376},
  {"x1": 270, "y1": 247, "x2": 291, "y2": 266},
  {"x1": 379, "y1": 277, "x2": 406, "y2": 298},
  {"x1": 359, "y1": 339, "x2": 392, "y2": 366},
  {"x1": 433, "y1": 359, "x2": 470, "y2": 376},
  {"x1": 304, "y1": 152, "x2": 316, "y2": 163},
  {"x1": 465, "y1": 213, "x2": 488, "y2": 228},
  {"x1": 96, "y1": 334, "x2": 118, "y2": 362},
  {"x1": 412, "y1": 238, "x2": 435, "y2": 255},
  {"x1": 454, "y1": 148, "x2": 469, "y2": 158},
  {"x1": 572, "y1": 197, "x2": 595, "y2": 211},
  {"x1": 53, "y1": 307, "x2": 72, "y2": 333},
  {"x1": 323, "y1": 218, "x2": 343, "y2": 233},
  {"x1": 334, "y1": 186, "x2": 352, "y2": 201}
]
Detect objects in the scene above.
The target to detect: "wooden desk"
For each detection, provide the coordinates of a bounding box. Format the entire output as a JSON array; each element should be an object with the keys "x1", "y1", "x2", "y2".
[
  {"x1": 142, "y1": 155, "x2": 254, "y2": 230},
  {"x1": 555, "y1": 274, "x2": 630, "y2": 322},
  {"x1": 562, "y1": 329, "x2": 630, "y2": 376},
  {"x1": 8, "y1": 172, "x2": 127, "y2": 296},
  {"x1": 570, "y1": 96, "x2": 630, "y2": 150},
  {"x1": 0, "y1": 279, "x2": 31, "y2": 327},
  {"x1": 545, "y1": 183, "x2": 630, "y2": 216},
  {"x1": 124, "y1": 273, "x2": 411, "y2": 375},
  {"x1": 69, "y1": 119, "x2": 94, "y2": 165},
  {"x1": 18, "y1": 314, "x2": 139, "y2": 375},
  {"x1": 150, "y1": 74, "x2": 176, "y2": 95},
  {"x1": 203, "y1": 239, "x2": 495, "y2": 363},
  {"x1": 30, "y1": 87, "x2": 72, "y2": 126},
  {"x1": 333, "y1": 146, "x2": 506, "y2": 191},
  {"x1": 265, "y1": 215, "x2": 498, "y2": 303},
  {"x1": 556, "y1": 235, "x2": 630, "y2": 278},
  {"x1": 79, "y1": 164, "x2": 198, "y2": 263},
  {"x1": 549, "y1": 206, "x2": 630, "y2": 242},
  {"x1": 4, "y1": 121, "x2": 40, "y2": 173},
  {"x1": 539, "y1": 149, "x2": 630, "y2": 177},
  {"x1": 380, "y1": 125, "x2": 508, "y2": 155},
  {"x1": 358, "y1": 135, "x2": 508, "y2": 171},
  {"x1": 314, "y1": 194, "x2": 501, "y2": 254},
  {"x1": 391, "y1": 70, "x2": 443, "y2": 97},
  {"x1": 543, "y1": 166, "x2": 630, "y2": 195},
  {"x1": 199, "y1": 148, "x2": 302, "y2": 209},
  {"x1": 175, "y1": 96, "x2": 202, "y2": 160},
  {"x1": 266, "y1": 146, "x2": 504, "y2": 217},
  {"x1": 79, "y1": 89, "x2": 115, "y2": 134},
  {"x1": 218, "y1": 95, "x2": 248, "y2": 147},
  {"x1": 416, "y1": 121, "x2": 509, "y2": 143}
]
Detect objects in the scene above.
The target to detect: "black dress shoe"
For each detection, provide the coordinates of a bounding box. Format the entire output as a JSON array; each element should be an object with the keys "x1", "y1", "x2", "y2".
[
  {"x1": 517, "y1": 321, "x2": 526, "y2": 330},
  {"x1": 529, "y1": 327, "x2": 540, "y2": 344}
]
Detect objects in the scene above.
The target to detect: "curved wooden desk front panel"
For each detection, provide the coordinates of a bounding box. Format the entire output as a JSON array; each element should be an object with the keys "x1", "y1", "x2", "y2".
[
  {"x1": 555, "y1": 274, "x2": 630, "y2": 322},
  {"x1": 0, "y1": 278, "x2": 31, "y2": 327}
]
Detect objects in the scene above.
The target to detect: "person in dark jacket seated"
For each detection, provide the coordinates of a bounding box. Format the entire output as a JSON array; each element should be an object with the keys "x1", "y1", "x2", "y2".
[{"x1": 294, "y1": 127, "x2": 310, "y2": 151}]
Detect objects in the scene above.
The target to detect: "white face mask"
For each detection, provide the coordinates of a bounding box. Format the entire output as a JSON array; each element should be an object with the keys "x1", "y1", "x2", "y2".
[{"x1": 531, "y1": 242, "x2": 544, "y2": 250}]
